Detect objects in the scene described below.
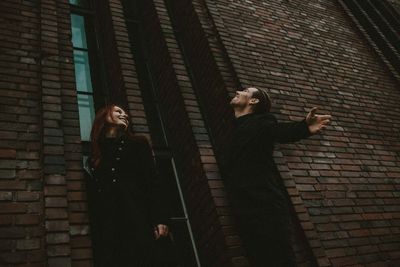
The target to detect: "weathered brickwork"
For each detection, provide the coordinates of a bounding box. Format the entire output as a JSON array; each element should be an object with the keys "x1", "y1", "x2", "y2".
[
  {"x1": 99, "y1": 0, "x2": 229, "y2": 266},
  {"x1": 1, "y1": 0, "x2": 399, "y2": 266},
  {"x1": 59, "y1": 0, "x2": 93, "y2": 265},
  {"x1": 388, "y1": 0, "x2": 400, "y2": 13},
  {"x1": 137, "y1": 1, "x2": 228, "y2": 265},
  {"x1": 201, "y1": 0, "x2": 400, "y2": 266},
  {"x1": 0, "y1": 0, "x2": 45, "y2": 265},
  {"x1": 0, "y1": 0, "x2": 92, "y2": 266},
  {"x1": 164, "y1": 0, "x2": 330, "y2": 266},
  {"x1": 162, "y1": 0, "x2": 247, "y2": 264}
]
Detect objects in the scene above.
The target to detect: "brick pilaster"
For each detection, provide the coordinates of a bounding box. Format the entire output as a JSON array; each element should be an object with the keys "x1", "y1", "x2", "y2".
[
  {"x1": 40, "y1": 0, "x2": 72, "y2": 265},
  {"x1": 0, "y1": 0, "x2": 45, "y2": 265}
]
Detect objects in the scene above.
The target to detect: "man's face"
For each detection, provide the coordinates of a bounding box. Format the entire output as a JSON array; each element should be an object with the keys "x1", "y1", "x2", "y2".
[
  {"x1": 230, "y1": 87, "x2": 259, "y2": 109},
  {"x1": 106, "y1": 105, "x2": 129, "y2": 129}
]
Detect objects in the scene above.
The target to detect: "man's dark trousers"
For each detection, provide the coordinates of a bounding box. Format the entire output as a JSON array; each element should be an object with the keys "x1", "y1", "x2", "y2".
[{"x1": 236, "y1": 213, "x2": 297, "y2": 267}]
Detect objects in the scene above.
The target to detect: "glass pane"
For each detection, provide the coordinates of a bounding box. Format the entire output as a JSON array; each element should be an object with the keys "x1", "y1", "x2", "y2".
[
  {"x1": 73, "y1": 50, "x2": 93, "y2": 93},
  {"x1": 71, "y1": 14, "x2": 88, "y2": 49},
  {"x1": 77, "y1": 94, "x2": 95, "y2": 141},
  {"x1": 69, "y1": 0, "x2": 89, "y2": 8}
]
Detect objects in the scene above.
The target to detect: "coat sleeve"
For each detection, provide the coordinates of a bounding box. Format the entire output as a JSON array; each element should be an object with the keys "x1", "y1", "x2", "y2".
[
  {"x1": 82, "y1": 157, "x2": 102, "y2": 259},
  {"x1": 141, "y1": 140, "x2": 171, "y2": 226},
  {"x1": 260, "y1": 114, "x2": 312, "y2": 143}
]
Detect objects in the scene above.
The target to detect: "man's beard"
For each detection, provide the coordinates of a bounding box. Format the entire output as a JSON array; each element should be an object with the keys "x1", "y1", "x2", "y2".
[{"x1": 230, "y1": 97, "x2": 239, "y2": 106}]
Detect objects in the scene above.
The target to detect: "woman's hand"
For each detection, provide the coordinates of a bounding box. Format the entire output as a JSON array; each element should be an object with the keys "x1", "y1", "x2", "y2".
[
  {"x1": 306, "y1": 107, "x2": 331, "y2": 134},
  {"x1": 154, "y1": 224, "x2": 169, "y2": 239}
]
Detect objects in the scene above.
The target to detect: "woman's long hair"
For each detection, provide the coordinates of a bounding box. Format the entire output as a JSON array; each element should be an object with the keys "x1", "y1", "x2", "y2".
[{"x1": 89, "y1": 104, "x2": 144, "y2": 168}]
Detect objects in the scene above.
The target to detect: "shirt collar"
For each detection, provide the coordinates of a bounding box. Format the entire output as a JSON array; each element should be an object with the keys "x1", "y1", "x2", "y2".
[{"x1": 235, "y1": 112, "x2": 257, "y2": 125}]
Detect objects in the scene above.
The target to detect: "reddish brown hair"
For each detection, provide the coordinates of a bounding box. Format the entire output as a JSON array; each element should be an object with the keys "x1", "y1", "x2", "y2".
[{"x1": 90, "y1": 104, "x2": 144, "y2": 168}]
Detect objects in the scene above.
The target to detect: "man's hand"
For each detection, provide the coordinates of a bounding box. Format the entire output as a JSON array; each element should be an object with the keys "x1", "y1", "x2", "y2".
[
  {"x1": 306, "y1": 107, "x2": 331, "y2": 134},
  {"x1": 154, "y1": 224, "x2": 169, "y2": 239}
]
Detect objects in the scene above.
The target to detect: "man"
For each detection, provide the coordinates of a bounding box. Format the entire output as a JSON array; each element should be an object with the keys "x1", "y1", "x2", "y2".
[{"x1": 224, "y1": 87, "x2": 331, "y2": 266}]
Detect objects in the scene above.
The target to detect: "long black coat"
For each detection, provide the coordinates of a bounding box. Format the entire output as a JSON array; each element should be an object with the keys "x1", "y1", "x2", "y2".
[
  {"x1": 224, "y1": 112, "x2": 311, "y2": 215},
  {"x1": 223, "y1": 112, "x2": 311, "y2": 265},
  {"x1": 84, "y1": 135, "x2": 174, "y2": 266}
]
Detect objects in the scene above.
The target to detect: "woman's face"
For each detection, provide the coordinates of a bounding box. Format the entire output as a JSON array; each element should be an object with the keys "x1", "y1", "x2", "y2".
[{"x1": 106, "y1": 105, "x2": 129, "y2": 129}]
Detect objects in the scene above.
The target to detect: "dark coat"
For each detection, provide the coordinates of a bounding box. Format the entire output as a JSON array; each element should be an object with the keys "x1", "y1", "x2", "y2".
[
  {"x1": 225, "y1": 114, "x2": 310, "y2": 231},
  {"x1": 223, "y1": 112, "x2": 311, "y2": 266},
  {"x1": 84, "y1": 135, "x2": 175, "y2": 267}
]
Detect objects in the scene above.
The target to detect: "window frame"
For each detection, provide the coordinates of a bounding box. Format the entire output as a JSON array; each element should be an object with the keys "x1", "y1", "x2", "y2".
[{"x1": 70, "y1": 0, "x2": 108, "y2": 146}]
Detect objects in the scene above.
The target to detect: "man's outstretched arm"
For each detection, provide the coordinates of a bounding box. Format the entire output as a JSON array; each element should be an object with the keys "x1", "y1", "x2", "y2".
[{"x1": 267, "y1": 107, "x2": 331, "y2": 143}]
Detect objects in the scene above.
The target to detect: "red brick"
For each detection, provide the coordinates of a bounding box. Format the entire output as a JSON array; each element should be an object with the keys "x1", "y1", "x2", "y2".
[
  {"x1": 44, "y1": 186, "x2": 67, "y2": 196},
  {"x1": 0, "y1": 251, "x2": 27, "y2": 264},
  {"x1": 0, "y1": 227, "x2": 26, "y2": 238},
  {"x1": 1, "y1": 0, "x2": 400, "y2": 265},
  {"x1": 16, "y1": 191, "x2": 40, "y2": 201},
  {"x1": 70, "y1": 236, "x2": 91, "y2": 248},
  {"x1": 47, "y1": 257, "x2": 71, "y2": 267},
  {"x1": 45, "y1": 197, "x2": 67, "y2": 208},
  {"x1": 0, "y1": 203, "x2": 26, "y2": 214},
  {"x1": 44, "y1": 208, "x2": 68, "y2": 220},
  {"x1": 0, "y1": 214, "x2": 14, "y2": 225},
  {"x1": 45, "y1": 221, "x2": 69, "y2": 232},
  {"x1": 0, "y1": 191, "x2": 13, "y2": 201},
  {"x1": 71, "y1": 248, "x2": 91, "y2": 260},
  {"x1": 15, "y1": 214, "x2": 41, "y2": 225},
  {"x1": 45, "y1": 175, "x2": 66, "y2": 185},
  {"x1": 16, "y1": 238, "x2": 41, "y2": 250},
  {"x1": 46, "y1": 233, "x2": 70, "y2": 244},
  {"x1": 0, "y1": 149, "x2": 16, "y2": 158},
  {"x1": 68, "y1": 213, "x2": 89, "y2": 224}
]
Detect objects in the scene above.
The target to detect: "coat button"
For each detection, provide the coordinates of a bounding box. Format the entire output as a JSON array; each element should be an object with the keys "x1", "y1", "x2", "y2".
[
  {"x1": 118, "y1": 147, "x2": 122, "y2": 151},
  {"x1": 112, "y1": 178, "x2": 117, "y2": 183},
  {"x1": 116, "y1": 157, "x2": 120, "y2": 161},
  {"x1": 111, "y1": 167, "x2": 115, "y2": 171},
  {"x1": 121, "y1": 140, "x2": 124, "y2": 144}
]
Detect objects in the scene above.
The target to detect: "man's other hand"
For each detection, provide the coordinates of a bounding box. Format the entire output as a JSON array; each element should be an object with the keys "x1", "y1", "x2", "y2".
[
  {"x1": 306, "y1": 107, "x2": 331, "y2": 134},
  {"x1": 154, "y1": 224, "x2": 169, "y2": 239}
]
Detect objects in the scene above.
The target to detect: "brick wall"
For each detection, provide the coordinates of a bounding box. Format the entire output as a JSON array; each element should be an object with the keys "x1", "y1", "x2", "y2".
[
  {"x1": 138, "y1": 1, "x2": 229, "y2": 265},
  {"x1": 200, "y1": 0, "x2": 400, "y2": 266},
  {"x1": 162, "y1": 0, "x2": 247, "y2": 264},
  {"x1": 1, "y1": 0, "x2": 400, "y2": 266},
  {"x1": 0, "y1": 0, "x2": 44, "y2": 265},
  {"x1": 99, "y1": 0, "x2": 231, "y2": 266},
  {"x1": 95, "y1": 0, "x2": 126, "y2": 105},
  {"x1": 388, "y1": 0, "x2": 400, "y2": 13},
  {"x1": 0, "y1": 0, "x2": 92, "y2": 266},
  {"x1": 164, "y1": 0, "x2": 322, "y2": 265}
]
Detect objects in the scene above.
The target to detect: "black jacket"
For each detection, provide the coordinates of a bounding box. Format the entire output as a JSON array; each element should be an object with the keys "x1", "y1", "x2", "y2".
[
  {"x1": 224, "y1": 112, "x2": 312, "y2": 218},
  {"x1": 84, "y1": 135, "x2": 173, "y2": 266}
]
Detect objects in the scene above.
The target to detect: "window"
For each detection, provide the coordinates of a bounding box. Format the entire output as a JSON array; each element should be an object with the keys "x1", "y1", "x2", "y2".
[
  {"x1": 70, "y1": 0, "x2": 106, "y2": 142},
  {"x1": 71, "y1": 13, "x2": 95, "y2": 141},
  {"x1": 69, "y1": 0, "x2": 89, "y2": 7}
]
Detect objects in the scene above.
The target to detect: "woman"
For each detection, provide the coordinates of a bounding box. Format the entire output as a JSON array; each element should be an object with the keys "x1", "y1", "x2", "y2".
[{"x1": 85, "y1": 104, "x2": 175, "y2": 266}]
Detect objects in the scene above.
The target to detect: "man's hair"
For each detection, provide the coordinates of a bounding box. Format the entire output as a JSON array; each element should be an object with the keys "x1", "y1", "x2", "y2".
[{"x1": 251, "y1": 87, "x2": 272, "y2": 114}]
